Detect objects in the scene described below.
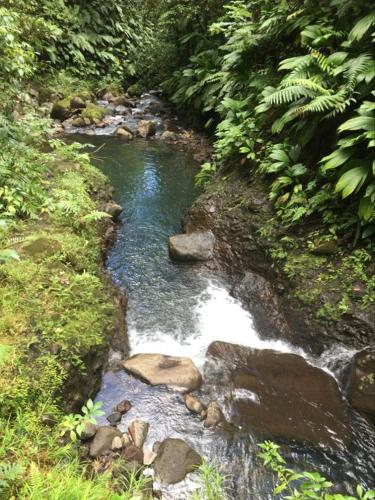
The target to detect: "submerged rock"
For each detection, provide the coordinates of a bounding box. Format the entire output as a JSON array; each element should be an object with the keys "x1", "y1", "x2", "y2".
[
  {"x1": 114, "y1": 399, "x2": 132, "y2": 414},
  {"x1": 89, "y1": 426, "x2": 122, "y2": 457},
  {"x1": 128, "y1": 419, "x2": 149, "y2": 448},
  {"x1": 122, "y1": 353, "x2": 202, "y2": 391},
  {"x1": 153, "y1": 438, "x2": 202, "y2": 484},
  {"x1": 168, "y1": 231, "x2": 215, "y2": 262},
  {"x1": 347, "y1": 349, "x2": 375, "y2": 416},
  {"x1": 207, "y1": 341, "x2": 350, "y2": 448}
]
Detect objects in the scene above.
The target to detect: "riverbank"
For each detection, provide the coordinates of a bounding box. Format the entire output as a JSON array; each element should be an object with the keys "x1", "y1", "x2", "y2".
[{"x1": 0, "y1": 131, "x2": 129, "y2": 495}]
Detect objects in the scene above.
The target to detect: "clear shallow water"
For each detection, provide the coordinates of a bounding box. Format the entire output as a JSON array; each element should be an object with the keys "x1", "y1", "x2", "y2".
[{"x1": 71, "y1": 135, "x2": 375, "y2": 499}]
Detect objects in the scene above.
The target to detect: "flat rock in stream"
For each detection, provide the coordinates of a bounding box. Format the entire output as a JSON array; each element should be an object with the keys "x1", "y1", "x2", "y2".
[
  {"x1": 168, "y1": 231, "x2": 215, "y2": 262},
  {"x1": 122, "y1": 353, "x2": 202, "y2": 391},
  {"x1": 154, "y1": 438, "x2": 202, "y2": 484},
  {"x1": 207, "y1": 341, "x2": 350, "y2": 448}
]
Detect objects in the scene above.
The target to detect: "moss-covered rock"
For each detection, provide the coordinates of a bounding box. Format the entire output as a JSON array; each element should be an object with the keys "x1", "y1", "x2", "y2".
[{"x1": 81, "y1": 103, "x2": 105, "y2": 121}]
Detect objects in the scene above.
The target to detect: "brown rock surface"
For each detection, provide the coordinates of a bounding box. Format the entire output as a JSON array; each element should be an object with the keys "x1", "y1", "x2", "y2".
[{"x1": 207, "y1": 341, "x2": 350, "y2": 447}]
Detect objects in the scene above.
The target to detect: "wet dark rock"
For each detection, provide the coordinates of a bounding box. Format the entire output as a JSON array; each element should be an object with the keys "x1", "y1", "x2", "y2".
[
  {"x1": 207, "y1": 341, "x2": 350, "y2": 448},
  {"x1": 184, "y1": 393, "x2": 205, "y2": 414},
  {"x1": 89, "y1": 426, "x2": 122, "y2": 457},
  {"x1": 122, "y1": 444, "x2": 144, "y2": 466},
  {"x1": 232, "y1": 271, "x2": 293, "y2": 342},
  {"x1": 70, "y1": 96, "x2": 86, "y2": 110},
  {"x1": 128, "y1": 419, "x2": 149, "y2": 448},
  {"x1": 51, "y1": 102, "x2": 72, "y2": 121},
  {"x1": 168, "y1": 231, "x2": 215, "y2": 262},
  {"x1": 123, "y1": 353, "x2": 202, "y2": 391},
  {"x1": 137, "y1": 120, "x2": 156, "y2": 138},
  {"x1": 107, "y1": 411, "x2": 122, "y2": 425},
  {"x1": 204, "y1": 402, "x2": 225, "y2": 428},
  {"x1": 104, "y1": 202, "x2": 123, "y2": 219},
  {"x1": 154, "y1": 438, "x2": 202, "y2": 484},
  {"x1": 347, "y1": 349, "x2": 375, "y2": 416},
  {"x1": 115, "y1": 399, "x2": 132, "y2": 414}
]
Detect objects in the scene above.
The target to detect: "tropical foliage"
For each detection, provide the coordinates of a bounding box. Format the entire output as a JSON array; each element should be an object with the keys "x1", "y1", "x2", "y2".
[{"x1": 162, "y1": 0, "x2": 375, "y2": 240}]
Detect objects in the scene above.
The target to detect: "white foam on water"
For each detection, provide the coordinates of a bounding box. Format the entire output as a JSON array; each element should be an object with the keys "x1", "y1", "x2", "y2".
[{"x1": 129, "y1": 280, "x2": 305, "y2": 369}]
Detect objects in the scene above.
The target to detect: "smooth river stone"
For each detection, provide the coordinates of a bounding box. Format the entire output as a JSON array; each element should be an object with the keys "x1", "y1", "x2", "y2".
[
  {"x1": 168, "y1": 231, "x2": 215, "y2": 261},
  {"x1": 207, "y1": 341, "x2": 350, "y2": 448},
  {"x1": 154, "y1": 438, "x2": 202, "y2": 484},
  {"x1": 122, "y1": 353, "x2": 202, "y2": 391}
]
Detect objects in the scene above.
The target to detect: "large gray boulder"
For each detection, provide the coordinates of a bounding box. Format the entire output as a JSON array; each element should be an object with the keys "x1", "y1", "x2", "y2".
[
  {"x1": 347, "y1": 349, "x2": 375, "y2": 416},
  {"x1": 154, "y1": 438, "x2": 202, "y2": 484},
  {"x1": 207, "y1": 341, "x2": 350, "y2": 448},
  {"x1": 168, "y1": 231, "x2": 215, "y2": 262},
  {"x1": 89, "y1": 426, "x2": 122, "y2": 457},
  {"x1": 122, "y1": 353, "x2": 202, "y2": 391}
]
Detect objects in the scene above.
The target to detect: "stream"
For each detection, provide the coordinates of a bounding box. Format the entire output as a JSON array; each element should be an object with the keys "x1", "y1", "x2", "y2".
[{"x1": 65, "y1": 96, "x2": 375, "y2": 499}]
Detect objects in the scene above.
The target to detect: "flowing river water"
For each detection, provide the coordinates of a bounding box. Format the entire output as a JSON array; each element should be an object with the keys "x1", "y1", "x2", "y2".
[{"x1": 68, "y1": 132, "x2": 375, "y2": 499}]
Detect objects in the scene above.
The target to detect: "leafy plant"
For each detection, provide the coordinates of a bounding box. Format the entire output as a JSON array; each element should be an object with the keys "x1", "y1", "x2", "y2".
[
  {"x1": 0, "y1": 461, "x2": 25, "y2": 496},
  {"x1": 259, "y1": 441, "x2": 375, "y2": 499},
  {"x1": 59, "y1": 399, "x2": 104, "y2": 443}
]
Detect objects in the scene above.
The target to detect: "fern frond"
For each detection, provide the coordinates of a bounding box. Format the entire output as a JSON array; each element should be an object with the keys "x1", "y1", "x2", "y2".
[
  {"x1": 265, "y1": 85, "x2": 315, "y2": 105},
  {"x1": 310, "y1": 48, "x2": 335, "y2": 76},
  {"x1": 280, "y1": 78, "x2": 331, "y2": 95},
  {"x1": 349, "y1": 11, "x2": 375, "y2": 42},
  {"x1": 292, "y1": 93, "x2": 346, "y2": 116}
]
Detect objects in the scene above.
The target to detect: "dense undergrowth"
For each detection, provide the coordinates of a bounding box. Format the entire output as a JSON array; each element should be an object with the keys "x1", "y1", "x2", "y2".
[{"x1": 143, "y1": 0, "x2": 375, "y2": 244}]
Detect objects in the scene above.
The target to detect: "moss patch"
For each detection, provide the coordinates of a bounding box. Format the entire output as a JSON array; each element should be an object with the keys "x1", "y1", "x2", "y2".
[
  {"x1": 0, "y1": 140, "x2": 126, "y2": 496},
  {"x1": 81, "y1": 103, "x2": 105, "y2": 121}
]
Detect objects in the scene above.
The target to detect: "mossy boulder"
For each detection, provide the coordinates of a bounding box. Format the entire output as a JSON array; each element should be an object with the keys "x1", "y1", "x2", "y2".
[
  {"x1": 81, "y1": 103, "x2": 105, "y2": 122},
  {"x1": 51, "y1": 99, "x2": 72, "y2": 120}
]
